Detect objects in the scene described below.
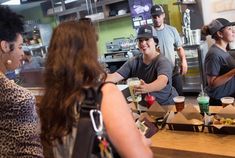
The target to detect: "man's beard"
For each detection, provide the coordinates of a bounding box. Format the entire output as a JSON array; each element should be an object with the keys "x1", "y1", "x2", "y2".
[{"x1": 154, "y1": 22, "x2": 161, "y2": 28}]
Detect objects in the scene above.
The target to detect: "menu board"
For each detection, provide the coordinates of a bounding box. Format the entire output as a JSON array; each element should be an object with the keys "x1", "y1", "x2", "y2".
[{"x1": 128, "y1": 0, "x2": 153, "y2": 29}]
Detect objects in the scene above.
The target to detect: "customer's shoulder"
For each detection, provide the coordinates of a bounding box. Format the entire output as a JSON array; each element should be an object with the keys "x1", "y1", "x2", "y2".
[
  {"x1": 100, "y1": 82, "x2": 117, "y2": 92},
  {"x1": 101, "y1": 82, "x2": 123, "y2": 101}
]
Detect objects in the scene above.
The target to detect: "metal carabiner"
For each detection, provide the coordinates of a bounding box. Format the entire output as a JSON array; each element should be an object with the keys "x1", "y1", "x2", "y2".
[{"x1": 90, "y1": 109, "x2": 104, "y2": 134}]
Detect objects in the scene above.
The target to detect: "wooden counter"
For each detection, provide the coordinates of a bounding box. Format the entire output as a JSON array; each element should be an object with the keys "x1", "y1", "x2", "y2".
[
  {"x1": 27, "y1": 87, "x2": 44, "y2": 105},
  {"x1": 151, "y1": 129, "x2": 235, "y2": 158},
  {"x1": 150, "y1": 105, "x2": 234, "y2": 158},
  {"x1": 28, "y1": 86, "x2": 234, "y2": 158}
]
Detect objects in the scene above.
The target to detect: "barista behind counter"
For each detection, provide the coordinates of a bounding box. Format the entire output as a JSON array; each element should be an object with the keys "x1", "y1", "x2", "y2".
[{"x1": 106, "y1": 25, "x2": 178, "y2": 105}]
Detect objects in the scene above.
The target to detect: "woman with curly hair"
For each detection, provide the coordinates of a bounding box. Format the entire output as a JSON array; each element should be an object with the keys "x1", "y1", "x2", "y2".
[{"x1": 0, "y1": 6, "x2": 43, "y2": 157}]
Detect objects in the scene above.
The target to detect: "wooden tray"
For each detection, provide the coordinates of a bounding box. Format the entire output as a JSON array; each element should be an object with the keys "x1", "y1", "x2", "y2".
[
  {"x1": 167, "y1": 123, "x2": 204, "y2": 132},
  {"x1": 207, "y1": 124, "x2": 235, "y2": 134}
]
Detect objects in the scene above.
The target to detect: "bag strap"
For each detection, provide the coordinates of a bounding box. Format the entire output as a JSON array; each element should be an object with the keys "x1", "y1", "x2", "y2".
[
  {"x1": 72, "y1": 81, "x2": 115, "y2": 158},
  {"x1": 79, "y1": 81, "x2": 115, "y2": 111},
  {"x1": 96, "y1": 81, "x2": 115, "y2": 106}
]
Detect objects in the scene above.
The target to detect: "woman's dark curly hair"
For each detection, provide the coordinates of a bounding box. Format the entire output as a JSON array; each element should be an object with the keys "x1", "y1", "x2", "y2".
[
  {"x1": 0, "y1": 6, "x2": 24, "y2": 42},
  {"x1": 39, "y1": 20, "x2": 107, "y2": 144}
]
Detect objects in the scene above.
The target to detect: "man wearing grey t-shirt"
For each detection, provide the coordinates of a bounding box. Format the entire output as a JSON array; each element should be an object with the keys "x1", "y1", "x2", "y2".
[
  {"x1": 106, "y1": 25, "x2": 178, "y2": 105},
  {"x1": 151, "y1": 4, "x2": 188, "y2": 95}
]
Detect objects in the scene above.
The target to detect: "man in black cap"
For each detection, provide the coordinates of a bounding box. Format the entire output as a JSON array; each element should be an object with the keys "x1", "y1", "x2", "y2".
[
  {"x1": 106, "y1": 25, "x2": 178, "y2": 105},
  {"x1": 151, "y1": 4, "x2": 188, "y2": 95}
]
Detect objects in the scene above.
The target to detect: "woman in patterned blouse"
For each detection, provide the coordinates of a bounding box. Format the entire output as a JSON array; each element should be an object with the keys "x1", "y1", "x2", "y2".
[{"x1": 0, "y1": 6, "x2": 43, "y2": 157}]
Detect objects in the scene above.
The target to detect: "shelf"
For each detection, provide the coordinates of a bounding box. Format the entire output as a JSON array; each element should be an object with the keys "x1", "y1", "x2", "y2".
[
  {"x1": 98, "y1": 13, "x2": 130, "y2": 22},
  {"x1": 105, "y1": 50, "x2": 129, "y2": 54},
  {"x1": 41, "y1": 0, "x2": 130, "y2": 22},
  {"x1": 58, "y1": 7, "x2": 78, "y2": 16}
]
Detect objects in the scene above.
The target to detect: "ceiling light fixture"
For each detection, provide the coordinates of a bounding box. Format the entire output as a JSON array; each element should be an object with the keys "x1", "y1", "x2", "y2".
[{"x1": 1, "y1": 0, "x2": 21, "y2": 5}]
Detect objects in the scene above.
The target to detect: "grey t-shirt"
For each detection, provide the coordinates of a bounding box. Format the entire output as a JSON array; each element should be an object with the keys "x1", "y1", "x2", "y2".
[
  {"x1": 205, "y1": 44, "x2": 235, "y2": 99},
  {"x1": 117, "y1": 54, "x2": 178, "y2": 105},
  {"x1": 153, "y1": 24, "x2": 183, "y2": 66}
]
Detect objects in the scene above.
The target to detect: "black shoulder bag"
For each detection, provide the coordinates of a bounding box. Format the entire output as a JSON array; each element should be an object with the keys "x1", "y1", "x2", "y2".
[{"x1": 72, "y1": 82, "x2": 120, "y2": 158}]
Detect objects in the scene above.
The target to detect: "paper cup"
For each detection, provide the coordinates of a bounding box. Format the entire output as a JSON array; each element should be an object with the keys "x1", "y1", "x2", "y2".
[
  {"x1": 221, "y1": 97, "x2": 234, "y2": 108},
  {"x1": 173, "y1": 96, "x2": 185, "y2": 112}
]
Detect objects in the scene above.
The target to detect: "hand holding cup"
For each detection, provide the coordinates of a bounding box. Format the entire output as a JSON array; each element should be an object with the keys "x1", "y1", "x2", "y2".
[{"x1": 127, "y1": 77, "x2": 142, "y2": 103}]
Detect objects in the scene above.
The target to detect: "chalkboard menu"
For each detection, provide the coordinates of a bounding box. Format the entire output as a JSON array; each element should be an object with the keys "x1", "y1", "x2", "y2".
[{"x1": 128, "y1": 0, "x2": 153, "y2": 29}]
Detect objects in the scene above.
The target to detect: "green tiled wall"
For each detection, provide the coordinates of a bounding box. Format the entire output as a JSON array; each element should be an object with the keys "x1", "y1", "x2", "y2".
[
  {"x1": 97, "y1": 16, "x2": 135, "y2": 54},
  {"x1": 20, "y1": 6, "x2": 57, "y2": 28}
]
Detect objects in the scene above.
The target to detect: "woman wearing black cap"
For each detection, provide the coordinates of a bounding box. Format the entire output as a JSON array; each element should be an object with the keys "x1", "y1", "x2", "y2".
[
  {"x1": 107, "y1": 25, "x2": 178, "y2": 105},
  {"x1": 202, "y1": 18, "x2": 235, "y2": 105}
]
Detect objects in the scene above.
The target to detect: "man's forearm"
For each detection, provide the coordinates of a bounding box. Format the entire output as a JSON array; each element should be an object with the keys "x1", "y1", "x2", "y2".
[
  {"x1": 209, "y1": 69, "x2": 235, "y2": 88},
  {"x1": 146, "y1": 75, "x2": 168, "y2": 92},
  {"x1": 106, "y1": 72, "x2": 124, "y2": 83}
]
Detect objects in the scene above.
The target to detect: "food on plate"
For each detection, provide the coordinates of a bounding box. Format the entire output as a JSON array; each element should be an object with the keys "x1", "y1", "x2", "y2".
[{"x1": 213, "y1": 117, "x2": 235, "y2": 125}]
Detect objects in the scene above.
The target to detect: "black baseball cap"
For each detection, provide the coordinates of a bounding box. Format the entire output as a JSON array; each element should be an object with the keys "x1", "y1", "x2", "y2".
[
  {"x1": 208, "y1": 18, "x2": 235, "y2": 36},
  {"x1": 151, "y1": 4, "x2": 165, "y2": 16},
  {"x1": 136, "y1": 25, "x2": 159, "y2": 44}
]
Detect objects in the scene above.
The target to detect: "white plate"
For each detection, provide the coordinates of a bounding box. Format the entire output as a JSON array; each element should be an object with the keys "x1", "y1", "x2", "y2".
[
  {"x1": 117, "y1": 84, "x2": 128, "y2": 91},
  {"x1": 127, "y1": 96, "x2": 142, "y2": 102}
]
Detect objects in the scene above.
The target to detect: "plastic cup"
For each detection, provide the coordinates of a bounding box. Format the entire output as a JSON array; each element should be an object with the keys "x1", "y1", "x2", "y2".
[
  {"x1": 221, "y1": 97, "x2": 234, "y2": 108},
  {"x1": 127, "y1": 77, "x2": 142, "y2": 103},
  {"x1": 197, "y1": 96, "x2": 209, "y2": 113},
  {"x1": 173, "y1": 96, "x2": 185, "y2": 112}
]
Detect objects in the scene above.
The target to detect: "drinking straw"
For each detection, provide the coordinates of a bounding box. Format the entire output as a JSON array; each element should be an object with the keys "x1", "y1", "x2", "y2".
[{"x1": 201, "y1": 84, "x2": 204, "y2": 96}]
